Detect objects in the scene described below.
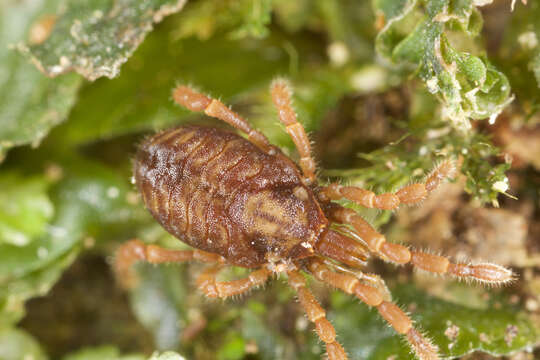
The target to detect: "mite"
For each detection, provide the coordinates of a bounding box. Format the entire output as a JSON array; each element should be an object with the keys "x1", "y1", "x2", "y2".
[{"x1": 115, "y1": 80, "x2": 514, "y2": 360}]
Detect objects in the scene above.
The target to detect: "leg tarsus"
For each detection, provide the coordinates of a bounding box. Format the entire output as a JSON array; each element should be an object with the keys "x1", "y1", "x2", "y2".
[
  {"x1": 412, "y1": 253, "x2": 514, "y2": 284},
  {"x1": 114, "y1": 239, "x2": 147, "y2": 289},
  {"x1": 172, "y1": 85, "x2": 212, "y2": 111},
  {"x1": 425, "y1": 160, "x2": 456, "y2": 191},
  {"x1": 196, "y1": 266, "x2": 221, "y2": 298},
  {"x1": 271, "y1": 79, "x2": 317, "y2": 184},
  {"x1": 114, "y1": 239, "x2": 224, "y2": 289}
]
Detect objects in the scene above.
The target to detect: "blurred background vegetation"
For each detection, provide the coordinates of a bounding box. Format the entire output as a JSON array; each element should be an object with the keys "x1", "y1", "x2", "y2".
[{"x1": 0, "y1": 0, "x2": 539, "y2": 359}]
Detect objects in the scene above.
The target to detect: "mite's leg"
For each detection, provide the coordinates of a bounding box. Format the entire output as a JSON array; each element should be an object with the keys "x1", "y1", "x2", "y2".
[
  {"x1": 319, "y1": 160, "x2": 456, "y2": 210},
  {"x1": 322, "y1": 259, "x2": 392, "y2": 302},
  {"x1": 172, "y1": 85, "x2": 272, "y2": 152},
  {"x1": 328, "y1": 206, "x2": 514, "y2": 284},
  {"x1": 287, "y1": 270, "x2": 348, "y2": 360},
  {"x1": 196, "y1": 266, "x2": 271, "y2": 299},
  {"x1": 307, "y1": 259, "x2": 439, "y2": 360},
  {"x1": 114, "y1": 239, "x2": 225, "y2": 288},
  {"x1": 271, "y1": 79, "x2": 317, "y2": 184}
]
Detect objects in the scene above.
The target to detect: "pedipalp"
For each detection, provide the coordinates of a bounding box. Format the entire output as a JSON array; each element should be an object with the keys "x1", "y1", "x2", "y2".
[{"x1": 326, "y1": 205, "x2": 514, "y2": 285}]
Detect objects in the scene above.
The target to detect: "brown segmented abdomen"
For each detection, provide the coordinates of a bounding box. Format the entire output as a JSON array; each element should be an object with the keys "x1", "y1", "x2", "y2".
[{"x1": 134, "y1": 125, "x2": 327, "y2": 268}]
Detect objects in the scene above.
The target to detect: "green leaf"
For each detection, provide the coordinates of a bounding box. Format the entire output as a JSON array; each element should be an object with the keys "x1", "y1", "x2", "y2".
[
  {"x1": 239, "y1": 300, "x2": 296, "y2": 360},
  {"x1": 323, "y1": 112, "x2": 512, "y2": 206},
  {"x1": 0, "y1": 327, "x2": 48, "y2": 360},
  {"x1": 18, "y1": 0, "x2": 188, "y2": 80},
  {"x1": 48, "y1": 29, "x2": 294, "y2": 147},
  {"x1": 327, "y1": 285, "x2": 539, "y2": 359},
  {"x1": 229, "y1": 0, "x2": 273, "y2": 39},
  {"x1": 314, "y1": 0, "x2": 376, "y2": 63},
  {"x1": 0, "y1": 158, "x2": 144, "y2": 281},
  {"x1": 174, "y1": 0, "x2": 274, "y2": 40},
  {"x1": 374, "y1": 0, "x2": 513, "y2": 129},
  {"x1": 129, "y1": 263, "x2": 188, "y2": 351},
  {"x1": 0, "y1": 249, "x2": 77, "y2": 326},
  {"x1": 0, "y1": 173, "x2": 53, "y2": 247},
  {"x1": 0, "y1": 0, "x2": 82, "y2": 159},
  {"x1": 40, "y1": 12, "x2": 356, "y2": 154},
  {"x1": 62, "y1": 345, "x2": 145, "y2": 360},
  {"x1": 273, "y1": 0, "x2": 314, "y2": 33},
  {"x1": 47, "y1": 19, "x2": 343, "y2": 148},
  {"x1": 0, "y1": 157, "x2": 149, "y2": 325}
]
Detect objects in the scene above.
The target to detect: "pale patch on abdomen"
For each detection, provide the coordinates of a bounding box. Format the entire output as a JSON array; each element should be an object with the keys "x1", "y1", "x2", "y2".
[{"x1": 245, "y1": 191, "x2": 285, "y2": 236}]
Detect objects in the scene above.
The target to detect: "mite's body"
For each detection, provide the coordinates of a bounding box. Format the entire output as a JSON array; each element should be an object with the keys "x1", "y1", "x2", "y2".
[
  {"x1": 134, "y1": 125, "x2": 326, "y2": 267},
  {"x1": 117, "y1": 81, "x2": 513, "y2": 360}
]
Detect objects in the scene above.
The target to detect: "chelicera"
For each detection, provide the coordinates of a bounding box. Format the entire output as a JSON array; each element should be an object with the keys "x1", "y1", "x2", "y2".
[{"x1": 115, "y1": 80, "x2": 513, "y2": 360}]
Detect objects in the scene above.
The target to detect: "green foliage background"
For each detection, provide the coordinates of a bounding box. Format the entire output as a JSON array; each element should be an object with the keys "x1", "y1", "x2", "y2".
[{"x1": 0, "y1": 0, "x2": 539, "y2": 359}]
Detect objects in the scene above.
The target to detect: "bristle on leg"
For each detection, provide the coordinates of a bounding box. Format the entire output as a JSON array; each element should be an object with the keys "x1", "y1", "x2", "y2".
[
  {"x1": 326, "y1": 205, "x2": 514, "y2": 286},
  {"x1": 326, "y1": 342, "x2": 347, "y2": 360},
  {"x1": 287, "y1": 270, "x2": 349, "y2": 360},
  {"x1": 406, "y1": 328, "x2": 440, "y2": 360},
  {"x1": 270, "y1": 78, "x2": 317, "y2": 184},
  {"x1": 308, "y1": 259, "x2": 441, "y2": 360},
  {"x1": 172, "y1": 85, "x2": 212, "y2": 112},
  {"x1": 319, "y1": 160, "x2": 456, "y2": 210},
  {"x1": 172, "y1": 84, "x2": 272, "y2": 152},
  {"x1": 447, "y1": 262, "x2": 515, "y2": 285},
  {"x1": 425, "y1": 160, "x2": 456, "y2": 191},
  {"x1": 410, "y1": 252, "x2": 514, "y2": 285}
]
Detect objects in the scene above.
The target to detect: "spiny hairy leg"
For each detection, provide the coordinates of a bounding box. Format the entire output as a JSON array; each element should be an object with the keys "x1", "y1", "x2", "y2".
[
  {"x1": 328, "y1": 206, "x2": 514, "y2": 284},
  {"x1": 114, "y1": 239, "x2": 225, "y2": 289},
  {"x1": 172, "y1": 85, "x2": 272, "y2": 152},
  {"x1": 307, "y1": 259, "x2": 439, "y2": 360},
  {"x1": 271, "y1": 79, "x2": 317, "y2": 184},
  {"x1": 196, "y1": 266, "x2": 270, "y2": 299},
  {"x1": 322, "y1": 259, "x2": 392, "y2": 302},
  {"x1": 287, "y1": 270, "x2": 347, "y2": 360},
  {"x1": 320, "y1": 160, "x2": 456, "y2": 210}
]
